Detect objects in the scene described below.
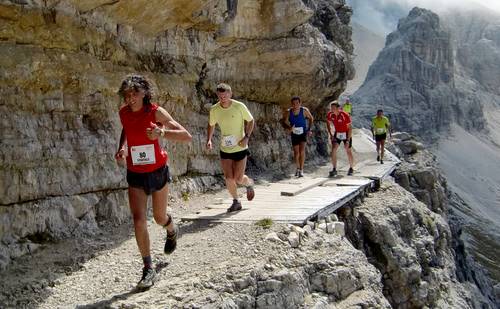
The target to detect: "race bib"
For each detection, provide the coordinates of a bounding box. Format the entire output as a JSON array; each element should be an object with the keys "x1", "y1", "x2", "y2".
[
  {"x1": 376, "y1": 128, "x2": 385, "y2": 134},
  {"x1": 292, "y1": 126, "x2": 304, "y2": 135},
  {"x1": 131, "y1": 144, "x2": 156, "y2": 165},
  {"x1": 336, "y1": 132, "x2": 347, "y2": 140},
  {"x1": 222, "y1": 135, "x2": 238, "y2": 147}
]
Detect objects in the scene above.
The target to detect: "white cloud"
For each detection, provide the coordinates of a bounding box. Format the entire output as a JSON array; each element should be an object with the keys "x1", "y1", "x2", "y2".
[
  {"x1": 470, "y1": 0, "x2": 500, "y2": 12},
  {"x1": 347, "y1": 0, "x2": 500, "y2": 35}
]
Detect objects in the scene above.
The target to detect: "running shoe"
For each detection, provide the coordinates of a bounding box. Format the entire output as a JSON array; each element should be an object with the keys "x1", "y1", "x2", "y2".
[
  {"x1": 298, "y1": 170, "x2": 304, "y2": 178},
  {"x1": 380, "y1": 159, "x2": 384, "y2": 165},
  {"x1": 164, "y1": 222, "x2": 178, "y2": 255},
  {"x1": 137, "y1": 267, "x2": 156, "y2": 289},
  {"x1": 328, "y1": 169, "x2": 337, "y2": 177},
  {"x1": 295, "y1": 169, "x2": 300, "y2": 177},
  {"x1": 227, "y1": 199, "x2": 242, "y2": 212},
  {"x1": 376, "y1": 155, "x2": 380, "y2": 161},
  {"x1": 246, "y1": 186, "x2": 255, "y2": 201},
  {"x1": 347, "y1": 167, "x2": 354, "y2": 176}
]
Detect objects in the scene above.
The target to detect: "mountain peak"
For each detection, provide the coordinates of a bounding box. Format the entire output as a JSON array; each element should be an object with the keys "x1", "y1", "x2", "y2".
[
  {"x1": 398, "y1": 7, "x2": 440, "y2": 31},
  {"x1": 352, "y1": 7, "x2": 484, "y2": 137}
]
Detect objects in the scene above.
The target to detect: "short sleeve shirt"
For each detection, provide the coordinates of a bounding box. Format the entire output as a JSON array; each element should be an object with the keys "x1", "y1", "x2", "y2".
[
  {"x1": 372, "y1": 116, "x2": 390, "y2": 135},
  {"x1": 343, "y1": 103, "x2": 352, "y2": 114},
  {"x1": 209, "y1": 99, "x2": 254, "y2": 153},
  {"x1": 327, "y1": 111, "x2": 351, "y2": 133}
]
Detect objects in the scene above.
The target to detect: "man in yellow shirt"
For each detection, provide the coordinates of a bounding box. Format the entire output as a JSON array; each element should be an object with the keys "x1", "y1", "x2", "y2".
[
  {"x1": 206, "y1": 83, "x2": 255, "y2": 212},
  {"x1": 342, "y1": 98, "x2": 352, "y2": 115},
  {"x1": 371, "y1": 109, "x2": 391, "y2": 164}
]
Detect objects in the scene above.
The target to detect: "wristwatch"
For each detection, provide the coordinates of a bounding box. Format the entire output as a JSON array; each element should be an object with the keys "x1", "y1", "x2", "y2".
[{"x1": 160, "y1": 129, "x2": 165, "y2": 137}]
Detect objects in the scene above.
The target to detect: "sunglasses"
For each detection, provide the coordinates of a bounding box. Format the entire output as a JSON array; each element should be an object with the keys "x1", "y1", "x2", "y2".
[{"x1": 216, "y1": 88, "x2": 227, "y2": 93}]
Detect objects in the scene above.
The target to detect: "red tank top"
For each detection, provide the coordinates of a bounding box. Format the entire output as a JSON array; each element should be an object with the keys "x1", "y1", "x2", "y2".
[{"x1": 119, "y1": 103, "x2": 168, "y2": 173}]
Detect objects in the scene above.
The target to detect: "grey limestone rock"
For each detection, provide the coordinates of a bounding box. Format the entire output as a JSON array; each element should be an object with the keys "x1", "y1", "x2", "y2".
[
  {"x1": 288, "y1": 232, "x2": 300, "y2": 248},
  {"x1": 352, "y1": 7, "x2": 487, "y2": 139},
  {"x1": 0, "y1": 0, "x2": 354, "y2": 267}
]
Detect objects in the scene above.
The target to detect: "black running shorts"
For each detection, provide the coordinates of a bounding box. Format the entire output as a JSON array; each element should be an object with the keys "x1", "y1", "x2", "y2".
[
  {"x1": 127, "y1": 165, "x2": 171, "y2": 195},
  {"x1": 291, "y1": 133, "x2": 307, "y2": 146},
  {"x1": 333, "y1": 134, "x2": 352, "y2": 148},
  {"x1": 220, "y1": 149, "x2": 249, "y2": 162},
  {"x1": 375, "y1": 133, "x2": 387, "y2": 142}
]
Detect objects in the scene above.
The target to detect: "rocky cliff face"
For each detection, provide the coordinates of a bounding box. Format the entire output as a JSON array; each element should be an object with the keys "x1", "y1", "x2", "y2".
[
  {"x1": 351, "y1": 4, "x2": 500, "y2": 289},
  {"x1": 443, "y1": 9, "x2": 500, "y2": 97},
  {"x1": 0, "y1": 0, "x2": 354, "y2": 268},
  {"x1": 351, "y1": 7, "x2": 485, "y2": 136},
  {"x1": 441, "y1": 8, "x2": 500, "y2": 143},
  {"x1": 340, "y1": 134, "x2": 497, "y2": 308}
]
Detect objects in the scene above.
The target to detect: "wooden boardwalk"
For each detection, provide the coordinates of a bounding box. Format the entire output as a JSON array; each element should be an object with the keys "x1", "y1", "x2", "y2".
[{"x1": 181, "y1": 129, "x2": 400, "y2": 225}]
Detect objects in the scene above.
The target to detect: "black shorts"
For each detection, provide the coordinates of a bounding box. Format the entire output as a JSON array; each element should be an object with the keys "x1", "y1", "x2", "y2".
[
  {"x1": 375, "y1": 133, "x2": 387, "y2": 142},
  {"x1": 127, "y1": 165, "x2": 171, "y2": 195},
  {"x1": 291, "y1": 133, "x2": 307, "y2": 146},
  {"x1": 333, "y1": 134, "x2": 352, "y2": 148},
  {"x1": 220, "y1": 149, "x2": 249, "y2": 161}
]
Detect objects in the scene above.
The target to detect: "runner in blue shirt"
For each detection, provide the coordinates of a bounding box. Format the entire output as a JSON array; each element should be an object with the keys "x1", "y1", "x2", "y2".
[{"x1": 282, "y1": 96, "x2": 314, "y2": 177}]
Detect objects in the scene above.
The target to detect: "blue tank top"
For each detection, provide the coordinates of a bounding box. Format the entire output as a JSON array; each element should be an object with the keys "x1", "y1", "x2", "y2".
[{"x1": 289, "y1": 107, "x2": 307, "y2": 133}]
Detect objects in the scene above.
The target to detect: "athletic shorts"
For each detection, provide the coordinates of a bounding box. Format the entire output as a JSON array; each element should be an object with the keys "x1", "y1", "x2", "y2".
[
  {"x1": 127, "y1": 165, "x2": 171, "y2": 195},
  {"x1": 333, "y1": 133, "x2": 352, "y2": 148},
  {"x1": 291, "y1": 133, "x2": 307, "y2": 146},
  {"x1": 220, "y1": 149, "x2": 249, "y2": 162},
  {"x1": 375, "y1": 133, "x2": 387, "y2": 142}
]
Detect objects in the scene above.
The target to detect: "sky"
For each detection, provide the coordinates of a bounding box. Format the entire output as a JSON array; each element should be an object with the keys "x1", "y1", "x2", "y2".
[{"x1": 347, "y1": 0, "x2": 500, "y2": 35}]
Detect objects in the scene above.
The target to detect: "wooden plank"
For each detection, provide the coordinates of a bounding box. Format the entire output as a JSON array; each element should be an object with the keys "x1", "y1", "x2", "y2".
[
  {"x1": 181, "y1": 209, "x2": 317, "y2": 222},
  {"x1": 322, "y1": 177, "x2": 373, "y2": 187},
  {"x1": 205, "y1": 201, "x2": 349, "y2": 210},
  {"x1": 216, "y1": 195, "x2": 343, "y2": 205},
  {"x1": 181, "y1": 130, "x2": 401, "y2": 224},
  {"x1": 182, "y1": 185, "x2": 362, "y2": 224},
  {"x1": 356, "y1": 161, "x2": 398, "y2": 180},
  {"x1": 182, "y1": 215, "x2": 305, "y2": 224},
  {"x1": 280, "y1": 177, "x2": 330, "y2": 196},
  {"x1": 314, "y1": 185, "x2": 366, "y2": 219}
]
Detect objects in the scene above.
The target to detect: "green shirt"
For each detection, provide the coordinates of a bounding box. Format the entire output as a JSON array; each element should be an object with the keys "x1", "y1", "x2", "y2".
[
  {"x1": 343, "y1": 103, "x2": 352, "y2": 114},
  {"x1": 372, "y1": 116, "x2": 390, "y2": 135},
  {"x1": 209, "y1": 99, "x2": 254, "y2": 153}
]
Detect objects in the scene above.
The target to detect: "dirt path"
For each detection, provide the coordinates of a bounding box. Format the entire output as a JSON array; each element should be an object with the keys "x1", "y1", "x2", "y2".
[{"x1": 1, "y1": 158, "x2": 387, "y2": 309}]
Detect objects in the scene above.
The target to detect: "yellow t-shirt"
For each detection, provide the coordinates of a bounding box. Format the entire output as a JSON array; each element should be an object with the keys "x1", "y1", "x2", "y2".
[
  {"x1": 372, "y1": 116, "x2": 390, "y2": 135},
  {"x1": 209, "y1": 99, "x2": 254, "y2": 153},
  {"x1": 343, "y1": 103, "x2": 352, "y2": 114}
]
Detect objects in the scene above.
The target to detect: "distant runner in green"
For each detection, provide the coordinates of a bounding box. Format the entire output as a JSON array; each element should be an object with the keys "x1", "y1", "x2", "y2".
[
  {"x1": 371, "y1": 109, "x2": 391, "y2": 164},
  {"x1": 342, "y1": 97, "x2": 352, "y2": 115}
]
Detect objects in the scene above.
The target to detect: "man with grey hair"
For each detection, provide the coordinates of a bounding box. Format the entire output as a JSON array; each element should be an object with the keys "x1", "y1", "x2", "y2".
[{"x1": 206, "y1": 83, "x2": 255, "y2": 212}]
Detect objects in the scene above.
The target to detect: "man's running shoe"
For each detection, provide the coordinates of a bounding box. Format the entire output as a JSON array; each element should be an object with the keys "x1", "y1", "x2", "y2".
[
  {"x1": 328, "y1": 169, "x2": 337, "y2": 178},
  {"x1": 298, "y1": 170, "x2": 304, "y2": 178},
  {"x1": 164, "y1": 219, "x2": 178, "y2": 255},
  {"x1": 246, "y1": 186, "x2": 255, "y2": 201},
  {"x1": 380, "y1": 159, "x2": 384, "y2": 164},
  {"x1": 227, "y1": 199, "x2": 242, "y2": 212},
  {"x1": 137, "y1": 267, "x2": 156, "y2": 289},
  {"x1": 347, "y1": 167, "x2": 354, "y2": 176},
  {"x1": 376, "y1": 155, "x2": 380, "y2": 161},
  {"x1": 295, "y1": 169, "x2": 300, "y2": 177}
]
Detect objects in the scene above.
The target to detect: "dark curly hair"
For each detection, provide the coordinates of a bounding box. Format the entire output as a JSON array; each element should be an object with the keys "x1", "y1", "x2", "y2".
[{"x1": 118, "y1": 74, "x2": 153, "y2": 106}]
